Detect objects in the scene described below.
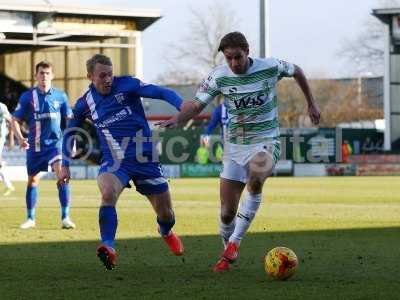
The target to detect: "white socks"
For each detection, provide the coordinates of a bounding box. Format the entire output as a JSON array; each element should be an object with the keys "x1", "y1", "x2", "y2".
[
  {"x1": 219, "y1": 218, "x2": 236, "y2": 247},
  {"x1": 229, "y1": 193, "x2": 262, "y2": 245},
  {"x1": 0, "y1": 169, "x2": 12, "y2": 188}
]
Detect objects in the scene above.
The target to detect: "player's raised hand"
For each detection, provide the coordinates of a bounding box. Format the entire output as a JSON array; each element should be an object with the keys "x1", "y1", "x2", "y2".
[
  {"x1": 156, "y1": 116, "x2": 178, "y2": 128},
  {"x1": 58, "y1": 166, "x2": 71, "y2": 183},
  {"x1": 308, "y1": 102, "x2": 321, "y2": 125}
]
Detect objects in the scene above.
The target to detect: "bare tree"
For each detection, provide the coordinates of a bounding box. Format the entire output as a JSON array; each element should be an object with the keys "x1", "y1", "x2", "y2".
[
  {"x1": 338, "y1": 19, "x2": 384, "y2": 76},
  {"x1": 156, "y1": 1, "x2": 238, "y2": 85},
  {"x1": 277, "y1": 79, "x2": 382, "y2": 128},
  {"x1": 337, "y1": 0, "x2": 400, "y2": 76}
]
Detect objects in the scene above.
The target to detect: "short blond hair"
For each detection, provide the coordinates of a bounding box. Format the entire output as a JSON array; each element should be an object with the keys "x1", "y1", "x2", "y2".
[{"x1": 86, "y1": 54, "x2": 112, "y2": 74}]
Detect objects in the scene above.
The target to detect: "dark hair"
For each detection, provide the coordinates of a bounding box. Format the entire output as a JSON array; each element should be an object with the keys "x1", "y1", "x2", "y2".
[
  {"x1": 218, "y1": 31, "x2": 249, "y2": 52},
  {"x1": 35, "y1": 60, "x2": 53, "y2": 73},
  {"x1": 86, "y1": 54, "x2": 112, "y2": 74}
]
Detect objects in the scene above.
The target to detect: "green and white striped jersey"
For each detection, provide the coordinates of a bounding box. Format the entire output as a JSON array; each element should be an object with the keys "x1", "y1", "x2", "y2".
[
  {"x1": 194, "y1": 57, "x2": 295, "y2": 145},
  {"x1": 0, "y1": 102, "x2": 10, "y2": 140}
]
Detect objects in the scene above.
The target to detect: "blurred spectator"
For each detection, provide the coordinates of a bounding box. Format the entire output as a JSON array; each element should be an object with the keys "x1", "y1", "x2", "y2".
[
  {"x1": 362, "y1": 137, "x2": 374, "y2": 154},
  {"x1": 341, "y1": 140, "x2": 352, "y2": 163},
  {"x1": 196, "y1": 138, "x2": 209, "y2": 165},
  {"x1": 373, "y1": 139, "x2": 383, "y2": 153},
  {"x1": 215, "y1": 142, "x2": 223, "y2": 162}
]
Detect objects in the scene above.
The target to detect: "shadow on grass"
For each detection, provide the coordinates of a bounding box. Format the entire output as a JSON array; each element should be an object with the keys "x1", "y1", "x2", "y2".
[{"x1": 1, "y1": 227, "x2": 400, "y2": 300}]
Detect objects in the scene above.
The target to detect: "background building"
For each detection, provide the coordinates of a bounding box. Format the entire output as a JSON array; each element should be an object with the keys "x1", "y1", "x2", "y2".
[{"x1": 0, "y1": 2, "x2": 160, "y2": 103}]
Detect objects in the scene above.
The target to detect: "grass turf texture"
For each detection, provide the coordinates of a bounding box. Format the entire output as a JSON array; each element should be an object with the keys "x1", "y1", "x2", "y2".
[{"x1": 1, "y1": 177, "x2": 400, "y2": 299}]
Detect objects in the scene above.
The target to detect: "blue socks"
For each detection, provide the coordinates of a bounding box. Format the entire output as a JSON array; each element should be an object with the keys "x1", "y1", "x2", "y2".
[
  {"x1": 98, "y1": 207, "x2": 175, "y2": 248},
  {"x1": 58, "y1": 182, "x2": 70, "y2": 220},
  {"x1": 157, "y1": 215, "x2": 175, "y2": 236},
  {"x1": 25, "y1": 183, "x2": 71, "y2": 221},
  {"x1": 99, "y1": 206, "x2": 118, "y2": 248},
  {"x1": 26, "y1": 186, "x2": 38, "y2": 220}
]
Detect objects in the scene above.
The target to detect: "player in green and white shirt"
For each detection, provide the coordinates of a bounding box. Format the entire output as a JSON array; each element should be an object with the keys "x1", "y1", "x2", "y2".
[
  {"x1": 159, "y1": 32, "x2": 320, "y2": 272},
  {"x1": 196, "y1": 54, "x2": 291, "y2": 146},
  {"x1": 0, "y1": 102, "x2": 15, "y2": 196}
]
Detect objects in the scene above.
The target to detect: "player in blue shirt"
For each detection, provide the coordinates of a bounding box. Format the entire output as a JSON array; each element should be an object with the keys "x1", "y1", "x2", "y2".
[
  {"x1": 204, "y1": 101, "x2": 228, "y2": 140},
  {"x1": 202, "y1": 99, "x2": 228, "y2": 150},
  {"x1": 11, "y1": 61, "x2": 75, "y2": 230},
  {"x1": 59, "y1": 54, "x2": 184, "y2": 270}
]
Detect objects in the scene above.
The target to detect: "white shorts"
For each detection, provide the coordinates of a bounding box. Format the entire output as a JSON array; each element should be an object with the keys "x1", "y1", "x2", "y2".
[{"x1": 220, "y1": 139, "x2": 281, "y2": 183}]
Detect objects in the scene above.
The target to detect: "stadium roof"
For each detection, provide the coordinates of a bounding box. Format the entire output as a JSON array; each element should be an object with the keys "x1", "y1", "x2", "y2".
[
  {"x1": 0, "y1": 2, "x2": 161, "y2": 54},
  {"x1": 0, "y1": 2, "x2": 161, "y2": 28},
  {"x1": 372, "y1": 7, "x2": 400, "y2": 23}
]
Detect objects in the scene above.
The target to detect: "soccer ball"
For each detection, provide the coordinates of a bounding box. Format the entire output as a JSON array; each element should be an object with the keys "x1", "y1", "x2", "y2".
[{"x1": 264, "y1": 247, "x2": 298, "y2": 280}]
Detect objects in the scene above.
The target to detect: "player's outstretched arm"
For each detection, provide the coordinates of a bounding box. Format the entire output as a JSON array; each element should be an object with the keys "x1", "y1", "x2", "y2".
[
  {"x1": 293, "y1": 65, "x2": 321, "y2": 125},
  {"x1": 157, "y1": 100, "x2": 204, "y2": 128},
  {"x1": 138, "y1": 84, "x2": 183, "y2": 111}
]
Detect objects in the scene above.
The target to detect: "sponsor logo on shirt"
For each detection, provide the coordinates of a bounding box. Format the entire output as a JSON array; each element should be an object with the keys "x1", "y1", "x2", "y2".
[
  {"x1": 229, "y1": 87, "x2": 238, "y2": 93},
  {"x1": 233, "y1": 93, "x2": 267, "y2": 109},
  {"x1": 34, "y1": 112, "x2": 58, "y2": 120},
  {"x1": 95, "y1": 106, "x2": 133, "y2": 128}
]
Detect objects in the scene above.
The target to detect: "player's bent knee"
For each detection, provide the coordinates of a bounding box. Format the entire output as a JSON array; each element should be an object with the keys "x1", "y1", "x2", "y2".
[
  {"x1": 101, "y1": 187, "x2": 118, "y2": 204},
  {"x1": 27, "y1": 176, "x2": 40, "y2": 187}
]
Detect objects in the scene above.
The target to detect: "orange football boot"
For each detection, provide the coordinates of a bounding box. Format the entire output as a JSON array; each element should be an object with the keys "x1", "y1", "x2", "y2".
[
  {"x1": 97, "y1": 245, "x2": 117, "y2": 270},
  {"x1": 162, "y1": 231, "x2": 184, "y2": 256},
  {"x1": 213, "y1": 242, "x2": 239, "y2": 273}
]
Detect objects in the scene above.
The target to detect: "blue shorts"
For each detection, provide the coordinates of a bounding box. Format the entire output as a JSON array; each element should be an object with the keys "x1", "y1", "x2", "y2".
[
  {"x1": 99, "y1": 158, "x2": 168, "y2": 196},
  {"x1": 26, "y1": 147, "x2": 62, "y2": 176}
]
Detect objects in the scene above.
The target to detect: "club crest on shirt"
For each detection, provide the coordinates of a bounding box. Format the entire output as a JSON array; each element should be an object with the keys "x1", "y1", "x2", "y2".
[
  {"x1": 53, "y1": 101, "x2": 60, "y2": 109},
  {"x1": 115, "y1": 93, "x2": 125, "y2": 104}
]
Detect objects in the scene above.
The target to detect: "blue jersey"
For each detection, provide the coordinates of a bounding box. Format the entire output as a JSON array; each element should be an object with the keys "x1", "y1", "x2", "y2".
[
  {"x1": 205, "y1": 104, "x2": 228, "y2": 141},
  {"x1": 63, "y1": 76, "x2": 182, "y2": 166},
  {"x1": 13, "y1": 87, "x2": 71, "y2": 152}
]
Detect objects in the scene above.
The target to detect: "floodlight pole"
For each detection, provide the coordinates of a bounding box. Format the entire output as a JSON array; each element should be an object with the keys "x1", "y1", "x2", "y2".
[
  {"x1": 260, "y1": 0, "x2": 271, "y2": 58},
  {"x1": 372, "y1": 9, "x2": 400, "y2": 152},
  {"x1": 383, "y1": 23, "x2": 391, "y2": 151}
]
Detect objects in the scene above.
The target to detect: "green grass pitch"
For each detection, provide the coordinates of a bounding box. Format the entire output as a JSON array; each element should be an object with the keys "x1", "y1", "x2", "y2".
[{"x1": 1, "y1": 177, "x2": 400, "y2": 299}]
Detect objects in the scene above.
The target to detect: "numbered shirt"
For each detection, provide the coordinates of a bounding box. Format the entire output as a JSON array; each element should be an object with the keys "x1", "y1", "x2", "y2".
[
  {"x1": 195, "y1": 58, "x2": 295, "y2": 145},
  {"x1": 13, "y1": 87, "x2": 71, "y2": 152}
]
